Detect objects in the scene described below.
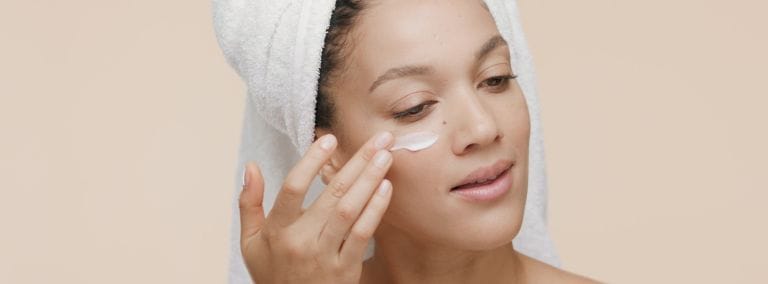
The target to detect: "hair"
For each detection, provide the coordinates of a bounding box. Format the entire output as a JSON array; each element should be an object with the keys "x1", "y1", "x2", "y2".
[{"x1": 314, "y1": 0, "x2": 367, "y2": 130}]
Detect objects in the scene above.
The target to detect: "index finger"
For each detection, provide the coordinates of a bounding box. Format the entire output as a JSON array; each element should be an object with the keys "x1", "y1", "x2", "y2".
[{"x1": 268, "y1": 134, "x2": 338, "y2": 227}]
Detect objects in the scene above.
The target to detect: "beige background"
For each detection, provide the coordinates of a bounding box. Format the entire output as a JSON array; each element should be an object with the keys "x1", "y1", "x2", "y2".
[{"x1": 1, "y1": 0, "x2": 765, "y2": 283}]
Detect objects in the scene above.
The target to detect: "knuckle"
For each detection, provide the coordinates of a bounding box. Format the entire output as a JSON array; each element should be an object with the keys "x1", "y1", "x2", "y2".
[
  {"x1": 330, "y1": 262, "x2": 347, "y2": 275},
  {"x1": 281, "y1": 179, "x2": 304, "y2": 196},
  {"x1": 360, "y1": 147, "x2": 377, "y2": 162},
  {"x1": 335, "y1": 203, "x2": 356, "y2": 222},
  {"x1": 328, "y1": 179, "x2": 348, "y2": 198},
  {"x1": 238, "y1": 196, "x2": 249, "y2": 210},
  {"x1": 349, "y1": 228, "x2": 373, "y2": 243},
  {"x1": 279, "y1": 236, "x2": 307, "y2": 258},
  {"x1": 284, "y1": 243, "x2": 304, "y2": 258},
  {"x1": 364, "y1": 161, "x2": 387, "y2": 177},
  {"x1": 274, "y1": 195, "x2": 293, "y2": 213}
]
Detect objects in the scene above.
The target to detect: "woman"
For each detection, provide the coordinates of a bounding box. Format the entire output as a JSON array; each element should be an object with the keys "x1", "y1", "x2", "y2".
[{"x1": 216, "y1": 0, "x2": 599, "y2": 283}]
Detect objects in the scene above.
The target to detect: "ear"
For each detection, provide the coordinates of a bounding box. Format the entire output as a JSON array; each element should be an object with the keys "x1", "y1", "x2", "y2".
[{"x1": 314, "y1": 127, "x2": 342, "y2": 185}]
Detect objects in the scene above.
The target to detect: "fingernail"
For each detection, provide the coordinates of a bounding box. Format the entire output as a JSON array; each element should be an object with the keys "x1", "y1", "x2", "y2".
[
  {"x1": 320, "y1": 135, "x2": 336, "y2": 150},
  {"x1": 374, "y1": 131, "x2": 393, "y2": 149},
  {"x1": 377, "y1": 179, "x2": 391, "y2": 196},
  {"x1": 373, "y1": 150, "x2": 391, "y2": 167}
]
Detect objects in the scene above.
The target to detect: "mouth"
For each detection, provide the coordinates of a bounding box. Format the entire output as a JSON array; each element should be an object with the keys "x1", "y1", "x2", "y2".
[
  {"x1": 450, "y1": 159, "x2": 514, "y2": 191},
  {"x1": 449, "y1": 161, "x2": 514, "y2": 202}
]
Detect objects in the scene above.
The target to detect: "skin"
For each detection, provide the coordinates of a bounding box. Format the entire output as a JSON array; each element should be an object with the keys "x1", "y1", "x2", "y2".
[{"x1": 239, "y1": 0, "x2": 600, "y2": 283}]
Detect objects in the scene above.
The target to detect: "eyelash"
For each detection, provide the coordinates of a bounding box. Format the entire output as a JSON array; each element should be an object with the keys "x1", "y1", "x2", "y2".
[
  {"x1": 393, "y1": 100, "x2": 438, "y2": 120},
  {"x1": 479, "y1": 74, "x2": 517, "y2": 89},
  {"x1": 392, "y1": 74, "x2": 517, "y2": 121}
]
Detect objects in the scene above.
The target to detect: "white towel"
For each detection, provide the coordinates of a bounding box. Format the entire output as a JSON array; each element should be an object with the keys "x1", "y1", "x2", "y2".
[{"x1": 212, "y1": 1, "x2": 561, "y2": 282}]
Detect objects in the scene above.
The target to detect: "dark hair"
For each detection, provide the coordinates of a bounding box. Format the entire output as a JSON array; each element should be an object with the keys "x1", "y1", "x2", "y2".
[{"x1": 314, "y1": 0, "x2": 367, "y2": 130}]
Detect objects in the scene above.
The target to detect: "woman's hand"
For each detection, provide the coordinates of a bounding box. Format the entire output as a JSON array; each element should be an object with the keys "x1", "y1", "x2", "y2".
[{"x1": 239, "y1": 132, "x2": 394, "y2": 284}]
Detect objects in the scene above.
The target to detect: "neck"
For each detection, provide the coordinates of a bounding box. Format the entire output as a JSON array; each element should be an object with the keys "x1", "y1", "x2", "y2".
[{"x1": 361, "y1": 230, "x2": 526, "y2": 284}]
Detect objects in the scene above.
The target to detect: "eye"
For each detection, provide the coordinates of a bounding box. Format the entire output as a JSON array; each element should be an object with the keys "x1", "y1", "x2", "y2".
[
  {"x1": 393, "y1": 100, "x2": 438, "y2": 121},
  {"x1": 479, "y1": 74, "x2": 517, "y2": 90}
]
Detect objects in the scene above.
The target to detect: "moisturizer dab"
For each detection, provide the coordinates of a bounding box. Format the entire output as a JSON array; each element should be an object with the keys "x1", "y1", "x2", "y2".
[{"x1": 391, "y1": 131, "x2": 439, "y2": 152}]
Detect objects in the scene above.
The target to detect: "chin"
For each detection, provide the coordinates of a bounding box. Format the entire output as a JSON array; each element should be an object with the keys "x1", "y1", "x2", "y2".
[
  {"x1": 463, "y1": 214, "x2": 523, "y2": 251},
  {"x1": 439, "y1": 198, "x2": 526, "y2": 251}
]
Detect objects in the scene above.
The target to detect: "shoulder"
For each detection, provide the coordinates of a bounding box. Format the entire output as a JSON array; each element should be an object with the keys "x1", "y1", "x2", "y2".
[{"x1": 518, "y1": 252, "x2": 603, "y2": 284}]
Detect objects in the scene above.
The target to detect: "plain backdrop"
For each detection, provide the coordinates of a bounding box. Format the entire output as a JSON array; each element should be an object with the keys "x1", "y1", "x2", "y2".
[{"x1": 1, "y1": 0, "x2": 766, "y2": 283}]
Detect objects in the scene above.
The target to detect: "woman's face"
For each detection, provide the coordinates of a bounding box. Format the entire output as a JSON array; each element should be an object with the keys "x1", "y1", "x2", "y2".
[{"x1": 317, "y1": 0, "x2": 530, "y2": 251}]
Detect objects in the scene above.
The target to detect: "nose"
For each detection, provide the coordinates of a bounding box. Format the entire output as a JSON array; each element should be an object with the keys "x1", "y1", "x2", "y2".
[{"x1": 451, "y1": 90, "x2": 503, "y2": 155}]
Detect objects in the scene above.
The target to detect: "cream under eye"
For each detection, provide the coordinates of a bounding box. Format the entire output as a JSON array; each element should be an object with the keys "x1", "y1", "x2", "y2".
[{"x1": 391, "y1": 131, "x2": 439, "y2": 152}]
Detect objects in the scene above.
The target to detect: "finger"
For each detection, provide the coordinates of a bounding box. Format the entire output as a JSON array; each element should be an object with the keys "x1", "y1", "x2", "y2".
[
  {"x1": 239, "y1": 162, "x2": 266, "y2": 244},
  {"x1": 269, "y1": 134, "x2": 337, "y2": 227},
  {"x1": 339, "y1": 179, "x2": 392, "y2": 264},
  {"x1": 302, "y1": 131, "x2": 393, "y2": 224},
  {"x1": 317, "y1": 150, "x2": 392, "y2": 253}
]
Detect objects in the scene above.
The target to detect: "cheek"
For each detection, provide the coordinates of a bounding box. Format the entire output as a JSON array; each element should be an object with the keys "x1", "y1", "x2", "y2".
[
  {"x1": 386, "y1": 150, "x2": 444, "y2": 195},
  {"x1": 507, "y1": 107, "x2": 530, "y2": 143},
  {"x1": 497, "y1": 92, "x2": 531, "y2": 142},
  {"x1": 380, "y1": 143, "x2": 456, "y2": 229}
]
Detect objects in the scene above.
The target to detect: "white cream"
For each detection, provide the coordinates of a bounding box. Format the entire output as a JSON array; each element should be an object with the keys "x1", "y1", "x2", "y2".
[{"x1": 391, "y1": 131, "x2": 439, "y2": 152}]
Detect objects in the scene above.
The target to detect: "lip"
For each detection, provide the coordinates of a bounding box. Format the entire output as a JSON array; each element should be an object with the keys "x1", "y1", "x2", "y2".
[
  {"x1": 449, "y1": 166, "x2": 513, "y2": 202},
  {"x1": 451, "y1": 159, "x2": 514, "y2": 190}
]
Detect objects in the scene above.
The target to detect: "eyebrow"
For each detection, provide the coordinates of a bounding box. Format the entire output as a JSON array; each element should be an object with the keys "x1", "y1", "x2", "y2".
[
  {"x1": 475, "y1": 35, "x2": 507, "y2": 62},
  {"x1": 368, "y1": 34, "x2": 508, "y2": 93}
]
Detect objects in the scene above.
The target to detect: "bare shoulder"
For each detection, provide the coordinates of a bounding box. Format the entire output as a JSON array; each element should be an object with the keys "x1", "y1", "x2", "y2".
[{"x1": 518, "y1": 253, "x2": 603, "y2": 284}]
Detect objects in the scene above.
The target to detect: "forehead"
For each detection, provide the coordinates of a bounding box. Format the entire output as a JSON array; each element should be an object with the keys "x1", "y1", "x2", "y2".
[{"x1": 347, "y1": 0, "x2": 502, "y2": 77}]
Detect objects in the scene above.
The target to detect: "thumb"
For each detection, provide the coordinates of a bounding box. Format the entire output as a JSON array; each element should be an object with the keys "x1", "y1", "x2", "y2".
[{"x1": 239, "y1": 162, "x2": 266, "y2": 242}]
